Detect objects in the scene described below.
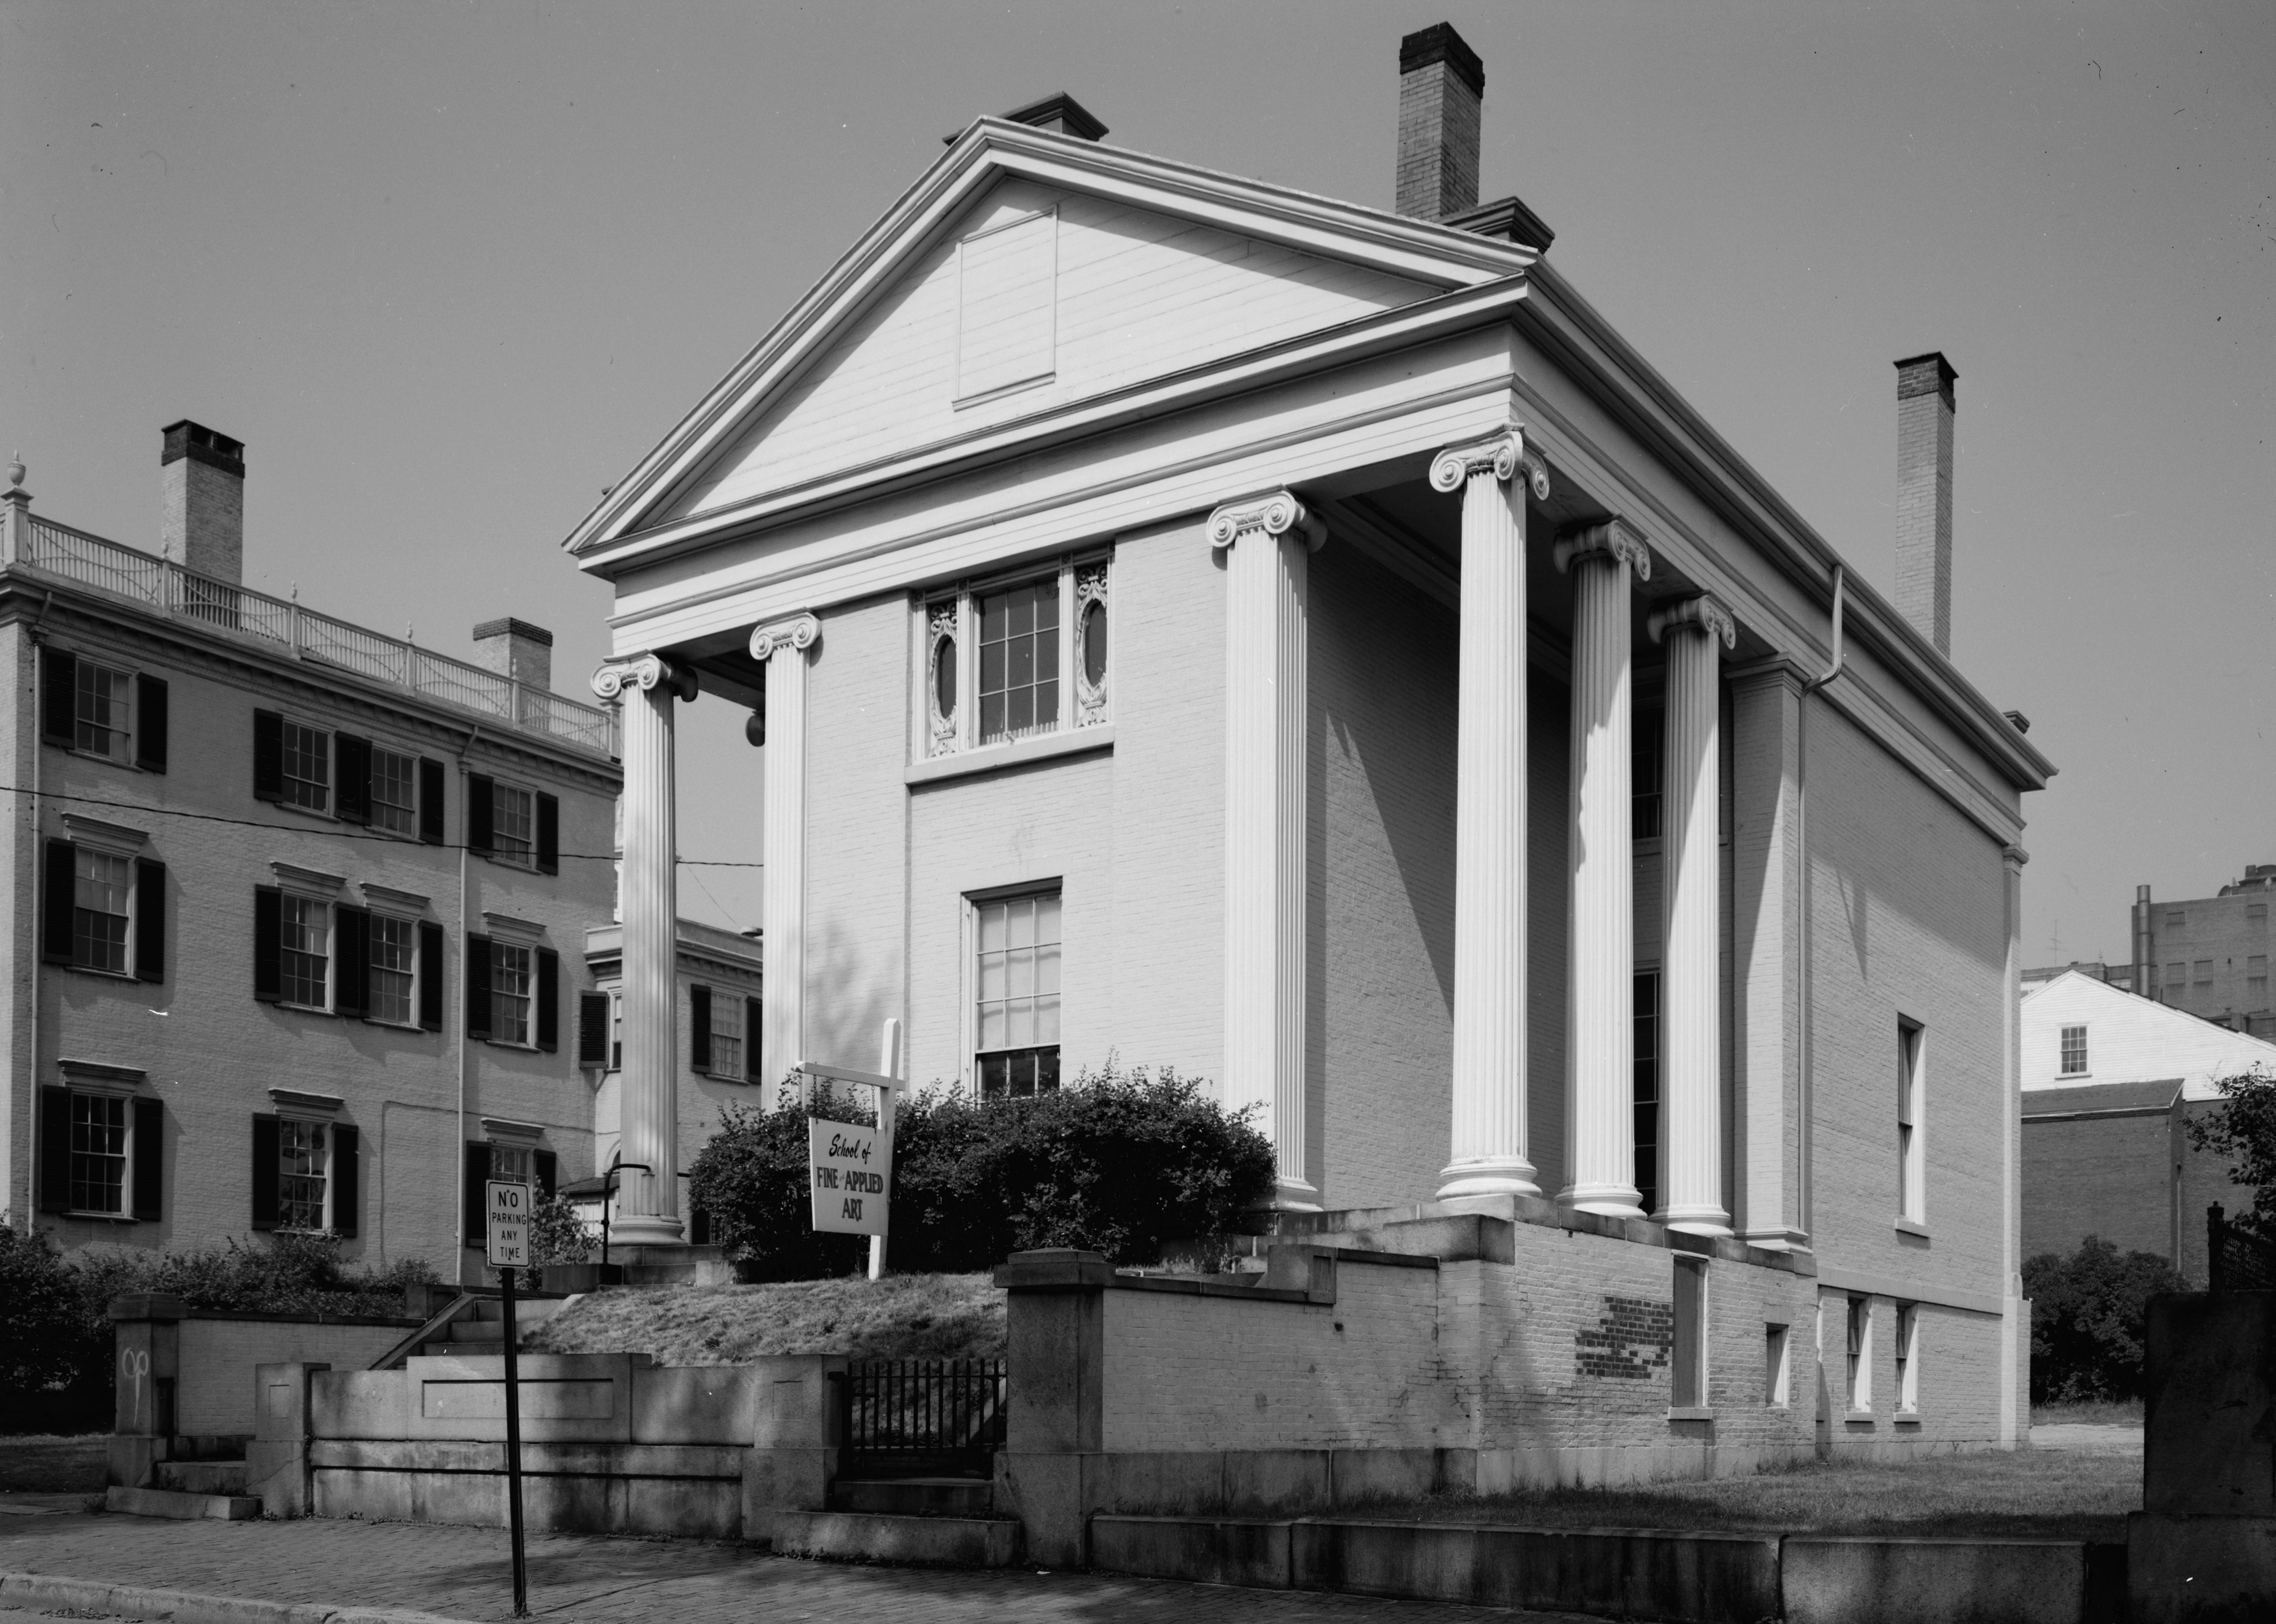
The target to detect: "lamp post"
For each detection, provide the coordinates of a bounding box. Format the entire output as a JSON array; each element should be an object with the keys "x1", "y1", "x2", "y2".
[{"x1": 600, "y1": 1153, "x2": 651, "y2": 1269}]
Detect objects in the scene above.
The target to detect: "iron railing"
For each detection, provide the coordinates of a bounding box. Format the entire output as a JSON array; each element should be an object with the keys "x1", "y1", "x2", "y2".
[
  {"x1": 836, "y1": 1357, "x2": 1007, "y2": 1480},
  {"x1": 12, "y1": 513, "x2": 618, "y2": 757},
  {"x1": 2208, "y1": 1204, "x2": 2276, "y2": 1293}
]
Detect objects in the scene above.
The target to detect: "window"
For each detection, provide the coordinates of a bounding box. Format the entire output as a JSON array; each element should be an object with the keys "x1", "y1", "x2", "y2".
[
  {"x1": 979, "y1": 578, "x2": 1060, "y2": 745},
  {"x1": 46, "y1": 838, "x2": 162, "y2": 982},
  {"x1": 280, "y1": 896, "x2": 330, "y2": 1009},
  {"x1": 371, "y1": 747, "x2": 419, "y2": 837},
  {"x1": 2165, "y1": 963, "x2": 2187, "y2": 1004},
  {"x1": 2195, "y1": 959, "x2": 2215, "y2": 988},
  {"x1": 277, "y1": 1120, "x2": 328, "y2": 1231},
  {"x1": 1897, "y1": 1018, "x2": 1925, "y2": 1223},
  {"x1": 2166, "y1": 911, "x2": 2187, "y2": 931},
  {"x1": 2252, "y1": 903, "x2": 2271, "y2": 929},
  {"x1": 2058, "y1": 1024, "x2": 2088, "y2": 1076},
  {"x1": 1634, "y1": 971, "x2": 1661, "y2": 1215},
  {"x1": 710, "y1": 996, "x2": 742, "y2": 1078},
  {"x1": 489, "y1": 1143, "x2": 533, "y2": 1187},
  {"x1": 493, "y1": 785, "x2": 535, "y2": 866},
  {"x1": 75, "y1": 661, "x2": 134, "y2": 762},
  {"x1": 71, "y1": 1093, "x2": 129, "y2": 1215},
  {"x1": 1895, "y1": 1303, "x2": 1920, "y2": 1414},
  {"x1": 370, "y1": 915, "x2": 417, "y2": 1025},
  {"x1": 467, "y1": 775, "x2": 558, "y2": 873},
  {"x1": 1671, "y1": 1257, "x2": 1707, "y2": 1410},
  {"x1": 1632, "y1": 709, "x2": 1664, "y2": 840},
  {"x1": 73, "y1": 849, "x2": 133, "y2": 974},
  {"x1": 282, "y1": 721, "x2": 329, "y2": 812},
  {"x1": 1846, "y1": 1296, "x2": 1872, "y2": 1412},
  {"x1": 921, "y1": 556, "x2": 1110, "y2": 760},
  {"x1": 1764, "y1": 1324, "x2": 1790, "y2": 1408},
  {"x1": 976, "y1": 890, "x2": 1061, "y2": 1097},
  {"x1": 39, "y1": 1088, "x2": 160, "y2": 1220},
  {"x1": 491, "y1": 941, "x2": 533, "y2": 1045},
  {"x1": 2251, "y1": 956, "x2": 2269, "y2": 1008}
]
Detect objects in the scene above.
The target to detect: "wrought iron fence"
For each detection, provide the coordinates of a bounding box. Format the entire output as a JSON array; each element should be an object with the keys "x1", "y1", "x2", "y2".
[
  {"x1": 2208, "y1": 1204, "x2": 2276, "y2": 1293},
  {"x1": 836, "y1": 1357, "x2": 1007, "y2": 1480}
]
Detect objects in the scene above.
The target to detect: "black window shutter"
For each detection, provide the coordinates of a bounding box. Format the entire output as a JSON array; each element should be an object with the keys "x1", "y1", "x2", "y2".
[
  {"x1": 253, "y1": 886, "x2": 283, "y2": 1002},
  {"x1": 134, "y1": 860, "x2": 165, "y2": 983},
  {"x1": 136, "y1": 674, "x2": 169, "y2": 773},
  {"x1": 40, "y1": 649, "x2": 76, "y2": 746},
  {"x1": 535, "y1": 949, "x2": 559, "y2": 1052},
  {"x1": 745, "y1": 997, "x2": 764, "y2": 1080},
  {"x1": 418, "y1": 758, "x2": 446, "y2": 845},
  {"x1": 132, "y1": 1097, "x2": 163, "y2": 1222},
  {"x1": 37, "y1": 1087, "x2": 72, "y2": 1213},
  {"x1": 250, "y1": 1113, "x2": 281, "y2": 1230},
  {"x1": 466, "y1": 774, "x2": 494, "y2": 855},
  {"x1": 335, "y1": 734, "x2": 372, "y2": 824},
  {"x1": 533, "y1": 1150, "x2": 557, "y2": 1200},
  {"x1": 330, "y1": 1123, "x2": 360, "y2": 1238},
  {"x1": 536, "y1": 794, "x2": 559, "y2": 875},
  {"x1": 334, "y1": 905, "x2": 370, "y2": 1018},
  {"x1": 418, "y1": 921, "x2": 445, "y2": 1031},
  {"x1": 465, "y1": 933, "x2": 492, "y2": 1039},
  {"x1": 689, "y1": 983, "x2": 712, "y2": 1072},
  {"x1": 253, "y1": 710, "x2": 285, "y2": 802},
  {"x1": 463, "y1": 1144, "x2": 490, "y2": 1246},
  {"x1": 43, "y1": 839, "x2": 76, "y2": 963},
  {"x1": 578, "y1": 993, "x2": 610, "y2": 1066}
]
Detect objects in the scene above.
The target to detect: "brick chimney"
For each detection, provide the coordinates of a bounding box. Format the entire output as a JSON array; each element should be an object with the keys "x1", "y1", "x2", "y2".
[
  {"x1": 160, "y1": 420, "x2": 244, "y2": 584},
  {"x1": 472, "y1": 618, "x2": 554, "y2": 693},
  {"x1": 1894, "y1": 353, "x2": 1957, "y2": 656},
  {"x1": 1397, "y1": 22, "x2": 1484, "y2": 221}
]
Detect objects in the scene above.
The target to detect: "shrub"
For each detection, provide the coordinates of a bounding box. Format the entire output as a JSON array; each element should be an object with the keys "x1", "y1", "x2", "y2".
[
  {"x1": 0, "y1": 1225, "x2": 105, "y2": 1406},
  {"x1": 688, "y1": 1060, "x2": 1276, "y2": 1279},
  {"x1": 527, "y1": 1194, "x2": 596, "y2": 1266},
  {"x1": 2023, "y1": 1235, "x2": 2186, "y2": 1403},
  {"x1": 2185, "y1": 1068, "x2": 2276, "y2": 1239}
]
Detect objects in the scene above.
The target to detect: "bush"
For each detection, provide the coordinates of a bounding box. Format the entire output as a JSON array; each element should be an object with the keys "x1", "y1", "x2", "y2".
[
  {"x1": 527, "y1": 1194, "x2": 596, "y2": 1266},
  {"x1": 0, "y1": 1225, "x2": 106, "y2": 1409},
  {"x1": 688, "y1": 1060, "x2": 1277, "y2": 1280},
  {"x1": 2024, "y1": 1236, "x2": 2186, "y2": 1404},
  {"x1": 2186, "y1": 1068, "x2": 2276, "y2": 1240}
]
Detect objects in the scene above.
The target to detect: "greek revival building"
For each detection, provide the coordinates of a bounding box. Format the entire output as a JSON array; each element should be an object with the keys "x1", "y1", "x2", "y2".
[{"x1": 569, "y1": 27, "x2": 2052, "y2": 1463}]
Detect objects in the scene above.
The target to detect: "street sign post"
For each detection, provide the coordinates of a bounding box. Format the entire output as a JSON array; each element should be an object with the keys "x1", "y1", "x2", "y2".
[{"x1": 485, "y1": 1180, "x2": 531, "y2": 1617}]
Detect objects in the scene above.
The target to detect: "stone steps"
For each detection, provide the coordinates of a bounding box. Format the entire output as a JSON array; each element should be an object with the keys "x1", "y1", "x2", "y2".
[
  {"x1": 772, "y1": 1509, "x2": 1022, "y2": 1567},
  {"x1": 153, "y1": 1460, "x2": 248, "y2": 1495},
  {"x1": 104, "y1": 1484, "x2": 262, "y2": 1521}
]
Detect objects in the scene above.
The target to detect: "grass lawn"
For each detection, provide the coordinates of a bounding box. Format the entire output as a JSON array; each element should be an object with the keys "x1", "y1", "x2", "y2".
[
  {"x1": 526, "y1": 1272, "x2": 1005, "y2": 1364},
  {"x1": 0, "y1": 1434, "x2": 107, "y2": 1493},
  {"x1": 2031, "y1": 1399, "x2": 2143, "y2": 1427},
  {"x1": 1351, "y1": 1447, "x2": 2138, "y2": 1542}
]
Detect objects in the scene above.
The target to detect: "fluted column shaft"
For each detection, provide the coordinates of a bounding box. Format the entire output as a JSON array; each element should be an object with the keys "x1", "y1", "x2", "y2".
[
  {"x1": 593, "y1": 654, "x2": 696, "y2": 1243},
  {"x1": 751, "y1": 615, "x2": 821, "y2": 1103},
  {"x1": 1211, "y1": 493, "x2": 1321, "y2": 1209},
  {"x1": 1652, "y1": 595, "x2": 1737, "y2": 1235},
  {"x1": 1558, "y1": 520, "x2": 1650, "y2": 1218},
  {"x1": 1437, "y1": 428, "x2": 1548, "y2": 1200}
]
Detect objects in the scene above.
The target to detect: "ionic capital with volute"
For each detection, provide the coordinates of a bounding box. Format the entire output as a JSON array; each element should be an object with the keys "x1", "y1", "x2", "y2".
[
  {"x1": 1648, "y1": 593, "x2": 1739, "y2": 650},
  {"x1": 749, "y1": 612, "x2": 822, "y2": 663},
  {"x1": 1554, "y1": 517, "x2": 1653, "y2": 582},
  {"x1": 1429, "y1": 425, "x2": 1551, "y2": 501},
  {"x1": 1208, "y1": 490, "x2": 1326, "y2": 554},
  {"x1": 591, "y1": 652, "x2": 699, "y2": 703}
]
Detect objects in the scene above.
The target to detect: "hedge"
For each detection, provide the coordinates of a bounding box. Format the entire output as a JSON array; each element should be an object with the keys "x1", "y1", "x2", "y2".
[{"x1": 2023, "y1": 1234, "x2": 2186, "y2": 1404}]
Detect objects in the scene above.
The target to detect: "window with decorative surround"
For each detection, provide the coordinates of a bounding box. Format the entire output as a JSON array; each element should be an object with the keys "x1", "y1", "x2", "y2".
[{"x1": 921, "y1": 555, "x2": 1110, "y2": 761}]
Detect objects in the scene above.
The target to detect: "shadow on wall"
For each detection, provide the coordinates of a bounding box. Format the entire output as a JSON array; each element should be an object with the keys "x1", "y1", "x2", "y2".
[{"x1": 802, "y1": 911, "x2": 897, "y2": 1078}]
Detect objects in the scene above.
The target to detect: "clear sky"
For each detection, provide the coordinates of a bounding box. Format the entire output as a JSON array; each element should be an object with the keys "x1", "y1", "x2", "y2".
[{"x1": 4, "y1": 1, "x2": 2271, "y2": 960}]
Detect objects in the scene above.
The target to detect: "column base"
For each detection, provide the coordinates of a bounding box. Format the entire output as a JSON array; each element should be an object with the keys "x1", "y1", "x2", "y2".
[
  {"x1": 607, "y1": 1213, "x2": 687, "y2": 1247},
  {"x1": 1740, "y1": 1225, "x2": 1813, "y2": 1253},
  {"x1": 1436, "y1": 1160, "x2": 1542, "y2": 1201},
  {"x1": 1273, "y1": 1176, "x2": 1324, "y2": 1213},
  {"x1": 1656, "y1": 1206, "x2": 1734, "y2": 1238},
  {"x1": 1559, "y1": 1183, "x2": 1645, "y2": 1220}
]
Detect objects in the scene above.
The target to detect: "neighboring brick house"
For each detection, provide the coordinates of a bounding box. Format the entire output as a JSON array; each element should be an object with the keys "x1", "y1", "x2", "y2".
[
  {"x1": 0, "y1": 425, "x2": 635, "y2": 1284},
  {"x1": 2021, "y1": 968, "x2": 2262, "y2": 1286},
  {"x1": 560, "y1": 25, "x2": 2053, "y2": 1473}
]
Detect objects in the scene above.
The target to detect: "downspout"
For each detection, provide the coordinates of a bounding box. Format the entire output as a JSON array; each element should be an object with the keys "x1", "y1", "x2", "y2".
[
  {"x1": 455, "y1": 725, "x2": 481, "y2": 1273},
  {"x1": 21, "y1": 590, "x2": 52, "y2": 1231},
  {"x1": 1796, "y1": 565, "x2": 1845, "y2": 1245}
]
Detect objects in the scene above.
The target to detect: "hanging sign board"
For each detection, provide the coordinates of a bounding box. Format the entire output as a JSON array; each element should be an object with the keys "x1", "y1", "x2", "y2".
[
  {"x1": 486, "y1": 1180, "x2": 532, "y2": 1269},
  {"x1": 808, "y1": 1118, "x2": 890, "y2": 1236}
]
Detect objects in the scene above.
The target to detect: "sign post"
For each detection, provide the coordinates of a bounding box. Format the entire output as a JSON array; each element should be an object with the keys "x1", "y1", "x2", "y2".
[
  {"x1": 802, "y1": 1058, "x2": 897, "y2": 1264},
  {"x1": 485, "y1": 1180, "x2": 532, "y2": 1617}
]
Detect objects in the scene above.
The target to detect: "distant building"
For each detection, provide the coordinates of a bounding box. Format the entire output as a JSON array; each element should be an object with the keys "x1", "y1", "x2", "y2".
[
  {"x1": 2020, "y1": 969, "x2": 2262, "y2": 1286},
  {"x1": 2129, "y1": 870, "x2": 2276, "y2": 1036}
]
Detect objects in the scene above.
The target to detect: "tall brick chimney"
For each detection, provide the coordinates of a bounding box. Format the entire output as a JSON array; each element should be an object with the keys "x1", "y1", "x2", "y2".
[
  {"x1": 1397, "y1": 22, "x2": 1484, "y2": 221},
  {"x1": 1894, "y1": 353, "x2": 1956, "y2": 657},
  {"x1": 472, "y1": 618, "x2": 554, "y2": 693},
  {"x1": 160, "y1": 420, "x2": 244, "y2": 584}
]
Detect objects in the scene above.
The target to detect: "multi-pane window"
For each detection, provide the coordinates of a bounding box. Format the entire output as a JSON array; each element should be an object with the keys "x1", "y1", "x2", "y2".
[
  {"x1": 976, "y1": 890, "x2": 1061, "y2": 1098},
  {"x1": 2195, "y1": 960, "x2": 2215, "y2": 988},
  {"x1": 1634, "y1": 971, "x2": 1661, "y2": 1215},
  {"x1": 2058, "y1": 1024, "x2": 2089, "y2": 1076},
  {"x1": 1897, "y1": 1019, "x2": 1925, "y2": 1222},
  {"x1": 711, "y1": 998, "x2": 743, "y2": 1079},
  {"x1": 1895, "y1": 1303, "x2": 1920, "y2": 1413},
  {"x1": 277, "y1": 1120, "x2": 328, "y2": 1231},
  {"x1": 370, "y1": 915, "x2": 417, "y2": 1025},
  {"x1": 488, "y1": 1143, "x2": 533, "y2": 1187},
  {"x1": 1846, "y1": 1296, "x2": 1872, "y2": 1411},
  {"x1": 2250, "y1": 956, "x2": 2269, "y2": 1008},
  {"x1": 493, "y1": 785, "x2": 535, "y2": 867},
  {"x1": 75, "y1": 661, "x2": 134, "y2": 762},
  {"x1": 71, "y1": 1093, "x2": 129, "y2": 1215},
  {"x1": 1631, "y1": 710, "x2": 1664, "y2": 840},
  {"x1": 2165, "y1": 963, "x2": 2187, "y2": 1004},
  {"x1": 280, "y1": 896, "x2": 330, "y2": 1008},
  {"x1": 978, "y1": 579, "x2": 1060, "y2": 745},
  {"x1": 2252, "y1": 903, "x2": 2271, "y2": 929},
  {"x1": 73, "y1": 849, "x2": 133, "y2": 974},
  {"x1": 2166, "y1": 911, "x2": 2187, "y2": 932},
  {"x1": 371, "y1": 747, "x2": 418, "y2": 837},
  {"x1": 491, "y1": 941, "x2": 533, "y2": 1045},
  {"x1": 282, "y1": 721, "x2": 330, "y2": 812}
]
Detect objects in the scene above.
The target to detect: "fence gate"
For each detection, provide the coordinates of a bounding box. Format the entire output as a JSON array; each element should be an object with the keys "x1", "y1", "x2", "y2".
[
  {"x1": 836, "y1": 1358, "x2": 1006, "y2": 1480},
  {"x1": 2208, "y1": 1203, "x2": 2276, "y2": 1292}
]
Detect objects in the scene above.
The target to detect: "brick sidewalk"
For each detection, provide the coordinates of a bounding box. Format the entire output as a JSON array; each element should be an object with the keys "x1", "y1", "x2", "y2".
[{"x1": 0, "y1": 1511, "x2": 1593, "y2": 1624}]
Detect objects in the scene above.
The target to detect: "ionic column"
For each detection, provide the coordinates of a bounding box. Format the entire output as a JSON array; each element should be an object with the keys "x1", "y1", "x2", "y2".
[
  {"x1": 1435, "y1": 425, "x2": 1551, "y2": 1201},
  {"x1": 750, "y1": 614, "x2": 821, "y2": 1100},
  {"x1": 1648, "y1": 594, "x2": 1737, "y2": 1236},
  {"x1": 1555, "y1": 518, "x2": 1651, "y2": 1218},
  {"x1": 591, "y1": 652, "x2": 699, "y2": 1244},
  {"x1": 1209, "y1": 492, "x2": 1323, "y2": 1210}
]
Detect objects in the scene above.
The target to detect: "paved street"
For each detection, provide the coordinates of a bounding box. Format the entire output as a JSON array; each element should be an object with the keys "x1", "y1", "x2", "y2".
[{"x1": 0, "y1": 1510, "x2": 1595, "y2": 1624}]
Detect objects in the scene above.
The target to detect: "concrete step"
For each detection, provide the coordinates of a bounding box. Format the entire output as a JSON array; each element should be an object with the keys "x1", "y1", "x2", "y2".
[
  {"x1": 153, "y1": 1460, "x2": 248, "y2": 1495},
  {"x1": 830, "y1": 1477, "x2": 996, "y2": 1517},
  {"x1": 772, "y1": 1509, "x2": 1021, "y2": 1567},
  {"x1": 468, "y1": 1296, "x2": 565, "y2": 1324},
  {"x1": 105, "y1": 1484, "x2": 262, "y2": 1522},
  {"x1": 427, "y1": 1338, "x2": 506, "y2": 1357}
]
